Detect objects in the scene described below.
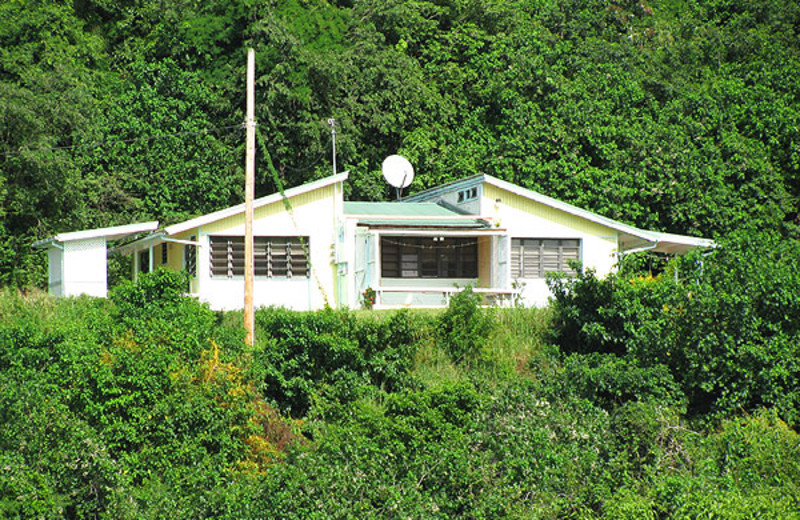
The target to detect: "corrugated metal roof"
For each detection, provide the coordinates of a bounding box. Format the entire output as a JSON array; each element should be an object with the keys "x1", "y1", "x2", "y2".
[
  {"x1": 404, "y1": 174, "x2": 715, "y2": 253},
  {"x1": 344, "y1": 201, "x2": 465, "y2": 216},
  {"x1": 356, "y1": 219, "x2": 487, "y2": 228},
  {"x1": 344, "y1": 202, "x2": 489, "y2": 228},
  {"x1": 32, "y1": 221, "x2": 159, "y2": 248}
]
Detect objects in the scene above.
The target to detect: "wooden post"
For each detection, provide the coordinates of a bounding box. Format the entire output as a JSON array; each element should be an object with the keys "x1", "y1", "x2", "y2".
[{"x1": 244, "y1": 48, "x2": 256, "y2": 346}]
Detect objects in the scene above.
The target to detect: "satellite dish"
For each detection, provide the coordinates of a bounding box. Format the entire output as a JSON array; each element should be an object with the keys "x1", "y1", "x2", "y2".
[{"x1": 382, "y1": 155, "x2": 415, "y2": 189}]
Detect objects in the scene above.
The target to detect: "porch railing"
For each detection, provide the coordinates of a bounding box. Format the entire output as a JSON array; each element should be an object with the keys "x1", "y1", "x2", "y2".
[{"x1": 374, "y1": 286, "x2": 517, "y2": 309}]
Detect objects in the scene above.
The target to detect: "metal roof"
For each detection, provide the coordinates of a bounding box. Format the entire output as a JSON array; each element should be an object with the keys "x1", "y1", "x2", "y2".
[
  {"x1": 32, "y1": 221, "x2": 159, "y2": 248},
  {"x1": 344, "y1": 201, "x2": 489, "y2": 228},
  {"x1": 404, "y1": 174, "x2": 715, "y2": 254},
  {"x1": 164, "y1": 171, "x2": 349, "y2": 236}
]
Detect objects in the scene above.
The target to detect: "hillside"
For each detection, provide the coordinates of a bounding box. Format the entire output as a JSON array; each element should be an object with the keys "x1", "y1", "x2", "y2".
[
  {"x1": 1, "y1": 0, "x2": 799, "y2": 287},
  {"x1": 1, "y1": 261, "x2": 799, "y2": 518}
]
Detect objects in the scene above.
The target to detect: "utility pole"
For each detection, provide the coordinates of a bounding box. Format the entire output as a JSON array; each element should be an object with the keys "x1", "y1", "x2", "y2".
[{"x1": 244, "y1": 48, "x2": 256, "y2": 346}]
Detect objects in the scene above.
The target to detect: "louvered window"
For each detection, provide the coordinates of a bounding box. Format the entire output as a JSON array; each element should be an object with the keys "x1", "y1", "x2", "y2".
[
  {"x1": 380, "y1": 236, "x2": 478, "y2": 279},
  {"x1": 510, "y1": 238, "x2": 580, "y2": 278},
  {"x1": 184, "y1": 236, "x2": 196, "y2": 277},
  {"x1": 210, "y1": 236, "x2": 309, "y2": 278}
]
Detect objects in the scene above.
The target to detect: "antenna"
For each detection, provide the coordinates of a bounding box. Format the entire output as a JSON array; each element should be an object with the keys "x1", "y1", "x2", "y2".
[
  {"x1": 327, "y1": 118, "x2": 337, "y2": 175},
  {"x1": 382, "y1": 154, "x2": 415, "y2": 200}
]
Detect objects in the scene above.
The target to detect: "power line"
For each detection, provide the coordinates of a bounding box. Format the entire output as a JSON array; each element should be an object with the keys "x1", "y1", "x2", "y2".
[{"x1": 0, "y1": 124, "x2": 244, "y2": 157}]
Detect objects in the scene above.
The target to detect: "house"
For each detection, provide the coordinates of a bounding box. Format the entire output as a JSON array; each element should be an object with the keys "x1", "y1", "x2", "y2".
[{"x1": 34, "y1": 172, "x2": 713, "y2": 309}]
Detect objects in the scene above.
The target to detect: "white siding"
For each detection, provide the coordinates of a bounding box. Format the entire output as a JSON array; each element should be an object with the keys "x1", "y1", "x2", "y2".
[
  {"x1": 61, "y1": 238, "x2": 108, "y2": 297},
  {"x1": 193, "y1": 185, "x2": 339, "y2": 311},
  {"x1": 481, "y1": 184, "x2": 618, "y2": 307},
  {"x1": 47, "y1": 247, "x2": 64, "y2": 297}
]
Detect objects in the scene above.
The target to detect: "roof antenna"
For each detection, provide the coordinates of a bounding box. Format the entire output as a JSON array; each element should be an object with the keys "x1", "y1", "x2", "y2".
[
  {"x1": 327, "y1": 118, "x2": 337, "y2": 175},
  {"x1": 382, "y1": 154, "x2": 415, "y2": 200}
]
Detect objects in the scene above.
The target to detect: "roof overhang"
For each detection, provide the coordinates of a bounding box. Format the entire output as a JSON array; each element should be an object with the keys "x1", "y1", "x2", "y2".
[
  {"x1": 373, "y1": 228, "x2": 507, "y2": 237},
  {"x1": 32, "y1": 221, "x2": 159, "y2": 249},
  {"x1": 345, "y1": 200, "x2": 490, "y2": 229},
  {"x1": 164, "y1": 171, "x2": 349, "y2": 236},
  {"x1": 351, "y1": 215, "x2": 491, "y2": 229},
  {"x1": 619, "y1": 231, "x2": 715, "y2": 255},
  {"x1": 406, "y1": 174, "x2": 715, "y2": 255}
]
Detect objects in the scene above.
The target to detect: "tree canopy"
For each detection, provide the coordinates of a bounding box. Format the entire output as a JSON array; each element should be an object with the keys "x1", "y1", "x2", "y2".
[{"x1": 2, "y1": 0, "x2": 799, "y2": 286}]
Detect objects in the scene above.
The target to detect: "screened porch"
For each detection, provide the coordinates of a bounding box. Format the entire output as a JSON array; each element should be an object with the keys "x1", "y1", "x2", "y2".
[{"x1": 367, "y1": 231, "x2": 515, "y2": 308}]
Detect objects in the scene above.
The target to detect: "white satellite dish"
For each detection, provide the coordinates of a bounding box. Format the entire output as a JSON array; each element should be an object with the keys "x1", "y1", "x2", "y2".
[{"x1": 382, "y1": 154, "x2": 415, "y2": 190}]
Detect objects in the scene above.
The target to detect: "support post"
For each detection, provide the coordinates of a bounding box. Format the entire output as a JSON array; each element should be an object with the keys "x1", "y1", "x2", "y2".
[{"x1": 244, "y1": 48, "x2": 256, "y2": 346}]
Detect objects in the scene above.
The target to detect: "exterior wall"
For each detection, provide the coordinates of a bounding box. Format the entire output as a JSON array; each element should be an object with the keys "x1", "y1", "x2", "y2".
[
  {"x1": 192, "y1": 185, "x2": 339, "y2": 311},
  {"x1": 405, "y1": 178, "x2": 483, "y2": 215},
  {"x1": 477, "y1": 236, "x2": 491, "y2": 288},
  {"x1": 47, "y1": 247, "x2": 64, "y2": 297},
  {"x1": 482, "y1": 184, "x2": 618, "y2": 307},
  {"x1": 437, "y1": 183, "x2": 482, "y2": 215},
  {"x1": 164, "y1": 241, "x2": 184, "y2": 271},
  {"x1": 62, "y1": 238, "x2": 108, "y2": 297},
  {"x1": 167, "y1": 230, "x2": 201, "y2": 294}
]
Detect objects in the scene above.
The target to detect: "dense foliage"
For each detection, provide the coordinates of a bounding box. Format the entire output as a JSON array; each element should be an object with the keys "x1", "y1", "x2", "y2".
[
  {"x1": 2, "y1": 269, "x2": 799, "y2": 518},
  {"x1": 548, "y1": 229, "x2": 800, "y2": 424},
  {"x1": 2, "y1": 0, "x2": 800, "y2": 516},
  {"x1": 2, "y1": 0, "x2": 800, "y2": 286}
]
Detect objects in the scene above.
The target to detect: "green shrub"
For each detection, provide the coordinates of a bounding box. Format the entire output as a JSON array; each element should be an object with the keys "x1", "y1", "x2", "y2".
[
  {"x1": 652, "y1": 410, "x2": 800, "y2": 519},
  {"x1": 547, "y1": 231, "x2": 800, "y2": 424},
  {"x1": 253, "y1": 307, "x2": 421, "y2": 417},
  {"x1": 437, "y1": 286, "x2": 494, "y2": 366},
  {"x1": 557, "y1": 353, "x2": 684, "y2": 410}
]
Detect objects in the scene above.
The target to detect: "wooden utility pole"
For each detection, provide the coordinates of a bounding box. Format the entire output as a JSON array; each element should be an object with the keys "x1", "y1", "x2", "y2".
[{"x1": 244, "y1": 48, "x2": 256, "y2": 346}]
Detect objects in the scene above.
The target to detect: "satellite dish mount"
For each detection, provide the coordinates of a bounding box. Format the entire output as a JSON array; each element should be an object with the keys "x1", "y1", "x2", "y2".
[{"x1": 382, "y1": 155, "x2": 415, "y2": 200}]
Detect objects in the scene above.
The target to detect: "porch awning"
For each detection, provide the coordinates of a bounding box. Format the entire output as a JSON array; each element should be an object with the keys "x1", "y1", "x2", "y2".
[
  {"x1": 357, "y1": 218, "x2": 487, "y2": 228},
  {"x1": 344, "y1": 201, "x2": 491, "y2": 229},
  {"x1": 619, "y1": 230, "x2": 716, "y2": 255}
]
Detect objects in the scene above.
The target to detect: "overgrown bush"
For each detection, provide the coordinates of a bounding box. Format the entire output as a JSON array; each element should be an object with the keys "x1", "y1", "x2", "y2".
[
  {"x1": 557, "y1": 352, "x2": 684, "y2": 411},
  {"x1": 252, "y1": 307, "x2": 422, "y2": 417},
  {"x1": 3, "y1": 254, "x2": 800, "y2": 518},
  {"x1": 548, "y1": 230, "x2": 800, "y2": 424},
  {"x1": 0, "y1": 277, "x2": 300, "y2": 517},
  {"x1": 437, "y1": 286, "x2": 495, "y2": 366}
]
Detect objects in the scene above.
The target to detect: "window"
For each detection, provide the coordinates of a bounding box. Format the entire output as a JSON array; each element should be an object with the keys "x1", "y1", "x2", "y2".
[
  {"x1": 184, "y1": 236, "x2": 196, "y2": 277},
  {"x1": 380, "y1": 236, "x2": 478, "y2": 279},
  {"x1": 209, "y1": 236, "x2": 309, "y2": 278},
  {"x1": 457, "y1": 186, "x2": 478, "y2": 203},
  {"x1": 511, "y1": 238, "x2": 580, "y2": 278},
  {"x1": 161, "y1": 243, "x2": 168, "y2": 265}
]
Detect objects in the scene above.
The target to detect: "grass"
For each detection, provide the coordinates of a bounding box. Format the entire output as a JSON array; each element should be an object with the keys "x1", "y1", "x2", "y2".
[{"x1": 483, "y1": 306, "x2": 553, "y2": 377}]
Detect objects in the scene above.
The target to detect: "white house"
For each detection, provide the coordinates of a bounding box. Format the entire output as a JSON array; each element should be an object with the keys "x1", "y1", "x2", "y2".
[{"x1": 35, "y1": 172, "x2": 713, "y2": 309}]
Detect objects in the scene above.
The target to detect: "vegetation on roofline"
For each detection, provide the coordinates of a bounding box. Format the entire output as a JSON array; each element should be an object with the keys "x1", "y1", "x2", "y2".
[
  {"x1": 2, "y1": 233, "x2": 800, "y2": 518},
  {"x1": 1, "y1": 0, "x2": 799, "y2": 286}
]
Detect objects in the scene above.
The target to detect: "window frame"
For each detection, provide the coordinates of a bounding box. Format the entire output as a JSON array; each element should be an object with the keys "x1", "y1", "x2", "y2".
[
  {"x1": 209, "y1": 235, "x2": 310, "y2": 279},
  {"x1": 457, "y1": 186, "x2": 479, "y2": 204},
  {"x1": 184, "y1": 236, "x2": 197, "y2": 277},
  {"x1": 510, "y1": 238, "x2": 580, "y2": 279},
  {"x1": 380, "y1": 236, "x2": 478, "y2": 279}
]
